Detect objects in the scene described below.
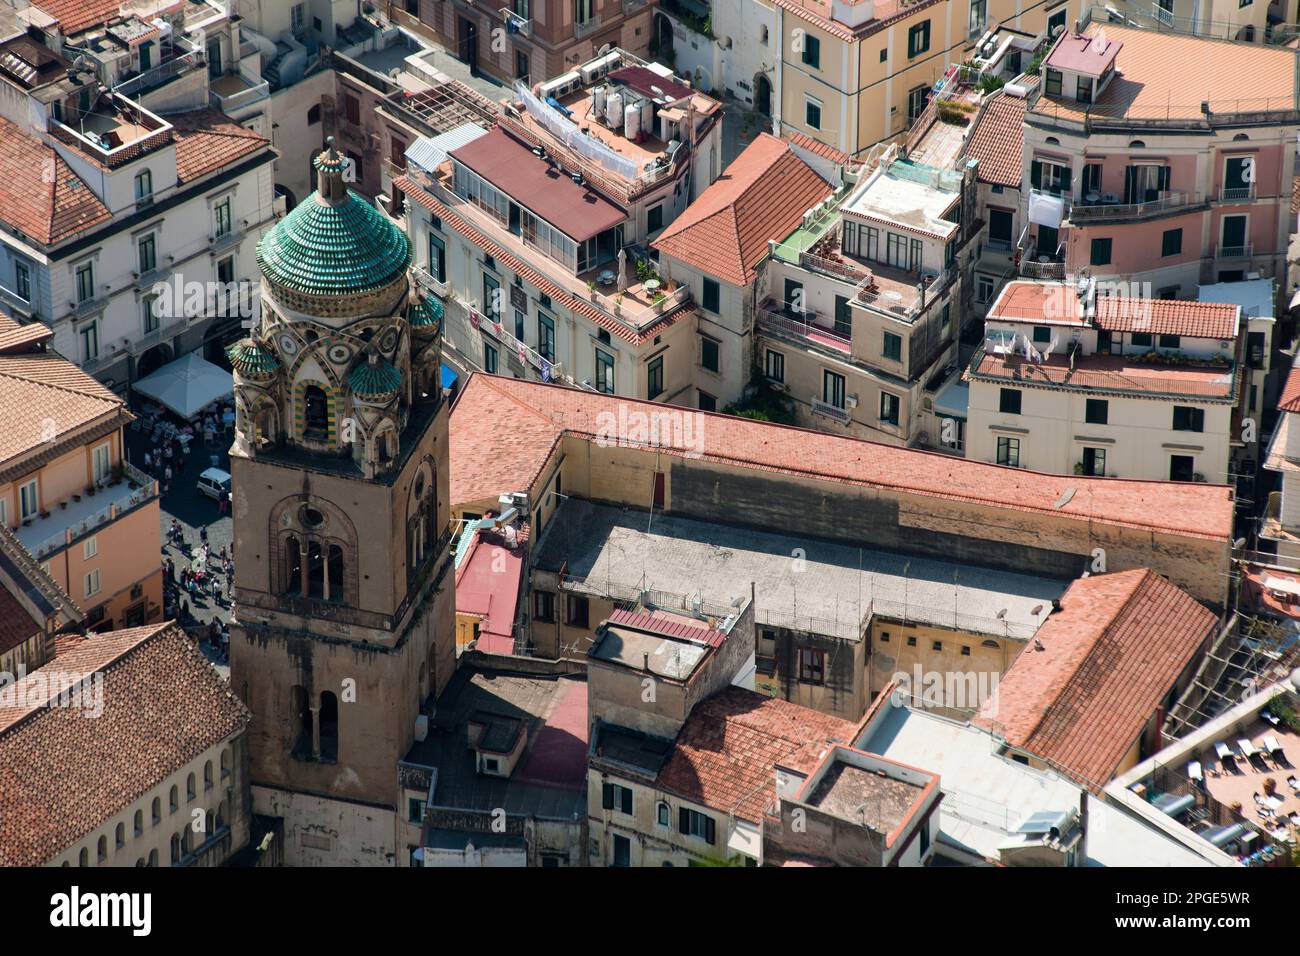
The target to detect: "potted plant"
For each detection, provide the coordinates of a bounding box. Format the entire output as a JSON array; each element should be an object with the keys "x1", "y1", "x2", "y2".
[
  {"x1": 1265, "y1": 777, "x2": 1277, "y2": 796},
  {"x1": 1073, "y1": 462, "x2": 1086, "y2": 475},
  {"x1": 86, "y1": 485, "x2": 96, "y2": 497}
]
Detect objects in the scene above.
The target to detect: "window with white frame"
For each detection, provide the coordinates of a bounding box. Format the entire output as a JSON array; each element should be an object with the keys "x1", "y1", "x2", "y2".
[
  {"x1": 92, "y1": 442, "x2": 111, "y2": 483},
  {"x1": 79, "y1": 321, "x2": 99, "y2": 360},
  {"x1": 142, "y1": 292, "x2": 160, "y2": 334},
  {"x1": 0, "y1": 496, "x2": 7, "y2": 527},
  {"x1": 213, "y1": 196, "x2": 233, "y2": 239},
  {"x1": 138, "y1": 232, "x2": 157, "y2": 275},
  {"x1": 134, "y1": 169, "x2": 153, "y2": 205},
  {"x1": 84, "y1": 535, "x2": 98, "y2": 560},
  {"x1": 14, "y1": 261, "x2": 30, "y2": 302},
  {"x1": 85, "y1": 569, "x2": 100, "y2": 598}
]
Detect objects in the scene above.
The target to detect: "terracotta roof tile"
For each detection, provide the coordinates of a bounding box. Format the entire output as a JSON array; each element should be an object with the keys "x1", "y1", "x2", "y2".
[
  {"x1": 989, "y1": 280, "x2": 1240, "y2": 339},
  {"x1": 1279, "y1": 362, "x2": 1300, "y2": 413},
  {"x1": 168, "y1": 108, "x2": 271, "y2": 183},
  {"x1": 972, "y1": 350, "x2": 1236, "y2": 400},
  {"x1": 656, "y1": 686, "x2": 857, "y2": 823},
  {"x1": 450, "y1": 373, "x2": 1236, "y2": 541},
  {"x1": 0, "y1": 622, "x2": 250, "y2": 865},
  {"x1": 31, "y1": 0, "x2": 122, "y2": 34},
  {"x1": 973, "y1": 569, "x2": 1216, "y2": 789},
  {"x1": 653, "y1": 133, "x2": 833, "y2": 287},
  {"x1": 0, "y1": 115, "x2": 111, "y2": 245},
  {"x1": 964, "y1": 94, "x2": 1026, "y2": 188},
  {"x1": 0, "y1": 582, "x2": 41, "y2": 655},
  {"x1": 784, "y1": 130, "x2": 851, "y2": 166},
  {"x1": 0, "y1": 326, "x2": 125, "y2": 468}
]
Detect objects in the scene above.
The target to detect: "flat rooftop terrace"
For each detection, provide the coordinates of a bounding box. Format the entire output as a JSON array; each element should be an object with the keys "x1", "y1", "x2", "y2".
[
  {"x1": 534, "y1": 500, "x2": 1066, "y2": 641},
  {"x1": 806, "y1": 759, "x2": 921, "y2": 833}
]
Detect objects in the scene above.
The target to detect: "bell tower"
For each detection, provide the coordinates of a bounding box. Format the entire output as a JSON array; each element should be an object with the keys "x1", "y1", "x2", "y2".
[{"x1": 228, "y1": 140, "x2": 454, "y2": 866}]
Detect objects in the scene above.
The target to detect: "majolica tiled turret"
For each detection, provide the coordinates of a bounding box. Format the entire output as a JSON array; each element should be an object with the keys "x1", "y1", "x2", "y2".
[{"x1": 230, "y1": 138, "x2": 443, "y2": 478}]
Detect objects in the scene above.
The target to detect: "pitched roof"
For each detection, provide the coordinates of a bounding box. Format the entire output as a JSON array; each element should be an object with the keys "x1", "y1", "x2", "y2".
[
  {"x1": 399, "y1": 179, "x2": 694, "y2": 345},
  {"x1": 656, "y1": 686, "x2": 857, "y2": 823},
  {"x1": 964, "y1": 93, "x2": 1026, "y2": 188},
  {"x1": 0, "y1": 114, "x2": 111, "y2": 245},
  {"x1": 0, "y1": 314, "x2": 126, "y2": 469},
  {"x1": 449, "y1": 126, "x2": 626, "y2": 242},
  {"x1": 169, "y1": 108, "x2": 272, "y2": 183},
  {"x1": 450, "y1": 373, "x2": 1236, "y2": 541},
  {"x1": 31, "y1": 0, "x2": 122, "y2": 35},
  {"x1": 989, "y1": 280, "x2": 1241, "y2": 339},
  {"x1": 0, "y1": 581, "x2": 42, "y2": 655},
  {"x1": 1280, "y1": 362, "x2": 1300, "y2": 413},
  {"x1": 973, "y1": 569, "x2": 1216, "y2": 789},
  {"x1": 0, "y1": 622, "x2": 250, "y2": 865},
  {"x1": 783, "y1": 130, "x2": 851, "y2": 166},
  {"x1": 653, "y1": 133, "x2": 833, "y2": 287}
]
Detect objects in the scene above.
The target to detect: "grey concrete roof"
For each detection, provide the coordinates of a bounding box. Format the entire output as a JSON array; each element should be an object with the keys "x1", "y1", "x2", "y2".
[
  {"x1": 534, "y1": 500, "x2": 1067, "y2": 641},
  {"x1": 861, "y1": 705, "x2": 1212, "y2": 867}
]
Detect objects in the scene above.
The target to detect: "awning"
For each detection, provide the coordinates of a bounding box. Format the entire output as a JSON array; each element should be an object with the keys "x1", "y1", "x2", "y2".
[
  {"x1": 440, "y1": 363, "x2": 458, "y2": 390},
  {"x1": 131, "y1": 351, "x2": 233, "y2": 419}
]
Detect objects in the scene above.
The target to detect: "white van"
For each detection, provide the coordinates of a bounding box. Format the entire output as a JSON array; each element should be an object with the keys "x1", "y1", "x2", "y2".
[{"x1": 196, "y1": 467, "x2": 231, "y2": 500}]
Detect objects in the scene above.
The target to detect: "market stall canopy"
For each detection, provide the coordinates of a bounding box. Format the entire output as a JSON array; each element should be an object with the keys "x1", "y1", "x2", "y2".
[{"x1": 131, "y1": 351, "x2": 233, "y2": 419}]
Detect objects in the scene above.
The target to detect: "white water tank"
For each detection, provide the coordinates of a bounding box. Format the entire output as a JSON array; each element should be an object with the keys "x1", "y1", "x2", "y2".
[
  {"x1": 606, "y1": 91, "x2": 624, "y2": 128},
  {"x1": 592, "y1": 84, "x2": 606, "y2": 117},
  {"x1": 624, "y1": 102, "x2": 640, "y2": 140}
]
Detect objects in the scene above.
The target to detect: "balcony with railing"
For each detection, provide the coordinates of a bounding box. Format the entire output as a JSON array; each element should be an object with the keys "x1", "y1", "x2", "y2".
[
  {"x1": 112, "y1": 36, "x2": 204, "y2": 99},
  {"x1": 48, "y1": 94, "x2": 173, "y2": 169},
  {"x1": 573, "y1": 13, "x2": 603, "y2": 38},
  {"x1": 1214, "y1": 242, "x2": 1255, "y2": 260},
  {"x1": 1218, "y1": 184, "x2": 1257, "y2": 203},
  {"x1": 811, "y1": 397, "x2": 852, "y2": 424},
  {"x1": 1068, "y1": 190, "x2": 1207, "y2": 224},
  {"x1": 209, "y1": 63, "x2": 270, "y2": 112},
  {"x1": 757, "y1": 303, "x2": 852, "y2": 356},
  {"x1": 15, "y1": 461, "x2": 158, "y2": 561},
  {"x1": 856, "y1": 263, "x2": 949, "y2": 320},
  {"x1": 500, "y1": 7, "x2": 533, "y2": 36}
]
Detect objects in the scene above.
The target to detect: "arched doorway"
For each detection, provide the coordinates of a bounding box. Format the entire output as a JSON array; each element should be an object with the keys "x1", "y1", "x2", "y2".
[
  {"x1": 754, "y1": 73, "x2": 772, "y2": 117},
  {"x1": 653, "y1": 13, "x2": 674, "y2": 60},
  {"x1": 136, "y1": 343, "x2": 172, "y2": 380}
]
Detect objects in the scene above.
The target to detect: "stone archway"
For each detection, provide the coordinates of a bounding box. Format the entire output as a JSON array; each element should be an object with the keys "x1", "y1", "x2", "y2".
[
  {"x1": 754, "y1": 72, "x2": 772, "y2": 117},
  {"x1": 136, "y1": 343, "x2": 172, "y2": 380}
]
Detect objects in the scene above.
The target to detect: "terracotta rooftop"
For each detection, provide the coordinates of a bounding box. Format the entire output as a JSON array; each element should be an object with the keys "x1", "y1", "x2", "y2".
[
  {"x1": 784, "y1": 130, "x2": 851, "y2": 166},
  {"x1": 769, "y1": 0, "x2": 943, "y2": 43},
  {"x1": 455, "y1": 530, "x2": 524, "y2": 655},
  {"x1": 1279, "y1": 363, "x2": 1300, "y2": 413},
  {"x1": 450, "y1": 125, "x2": 625, "y2": 242},
  {"x1": 973, "y1": 569, "x2": 1217, "y2": 790},
  {"x1": 0, "y1": 312, "x2": 126, "y2": 469},
  {"x1": 32, "y1": 0, "x2": 122, "y2": 34},
  {"x1": 450, "y1": 373, "x2": 1236, "y2": 541},
  {"x1": 977, "y1": 348, "x2": 1237, "y2": 398},
  {"x1": 964, "y1": 93, "x2": 1026, "y2": 188},
  {"x1": 653, "y1": 133, "x2": 833, "y2": 287},
  {"x1": 656, "y1": 685, "x2": 857, "y2": 824},
  {"x1": 989, "y1": 281, "x2": 1241, "y2": 340},
  {"x1": 0, "y1": 578, "x2": 42, "y2": 655},
  {"x1": 1034, "y1": 24, "x2": 1298, "y2": 121},
  {"x1": 0, "y1": 115, "x2": 111, "y2": 245},
  {"x1": 0, "y1": 622, "x2": 250, "y2": 865},
  {"x1": 971, "y1": 350, "x2": 1236, "y2": 400},
  {"x1": 169, "y1": 108, "x2": 272, "y2": 184}
]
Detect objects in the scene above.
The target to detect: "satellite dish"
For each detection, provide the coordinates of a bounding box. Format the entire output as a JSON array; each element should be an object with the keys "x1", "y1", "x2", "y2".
[{"x1": 598, "y1": 43, "x2": 611, "y2": 55}]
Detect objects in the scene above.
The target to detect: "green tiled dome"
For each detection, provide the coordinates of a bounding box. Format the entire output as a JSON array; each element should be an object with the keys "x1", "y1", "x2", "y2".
[
  {"x1": 257, "y1": 183, "x2": 411, "y2": 297},
  {"x1": 349, "y1": 357, "x2": 402, "y2": 396},
  {"x1": 410, "y1": 296, "x2": 443, "y2": 327},
  {"x1": 227, "y1": 338, "x2": 280, "y2": 375}
]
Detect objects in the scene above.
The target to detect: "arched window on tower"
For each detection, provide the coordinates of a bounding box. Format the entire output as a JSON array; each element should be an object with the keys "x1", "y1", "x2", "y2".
[
  {"x1": 319, "y1": 691, "x2": 339, "y2": 762},
  {"x1": 306, "y1": 540, "x2": 325, "y2": 598},
  {"x1": 303, "y1": 385, "x2": 329, "y2": 440},
  {"x1": 327, "y1": 544, "x2": 344, "y2": 601},
  {"x1": 290, "y1": 685, "x2": 311, "y2": 758},
  {"x1": 284, "y1": 537, "x2": 302, "y2": 595}
]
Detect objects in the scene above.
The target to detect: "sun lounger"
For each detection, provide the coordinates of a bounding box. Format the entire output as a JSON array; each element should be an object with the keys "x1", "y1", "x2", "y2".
[
  {"x1": 1215, "y1": 741, "x2": 1234, "y2": 760},
  {"x1": 1264, "y1": 735, "x2": 1285, "y2": 759},
  {"x1": 1187, "y1": 761, "x2": 1203, "y2": 782},
  {"x1": 1238, "y1": 739, "x2": 1259, "y2": 760}
]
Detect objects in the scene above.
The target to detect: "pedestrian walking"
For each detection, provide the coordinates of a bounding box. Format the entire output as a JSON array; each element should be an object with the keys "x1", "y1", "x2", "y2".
[
  {"x1": 218, "y1": 487, "x2": 229, "y2": 516},
  {"x1": 166, "y1": 557, "x2": 175, "y2": 583}
]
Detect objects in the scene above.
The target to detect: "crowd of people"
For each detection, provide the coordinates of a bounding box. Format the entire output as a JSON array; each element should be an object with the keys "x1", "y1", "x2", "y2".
[{"x1": 163, "y1": 518, "x2": 232, "y2": 663}]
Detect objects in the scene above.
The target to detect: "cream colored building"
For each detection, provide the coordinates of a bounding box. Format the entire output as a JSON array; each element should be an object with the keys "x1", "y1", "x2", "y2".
[
  {"x1": 772, "y1": 0, "x2": 1084, "y2": 159},
  {"x1": 0, "y1": 622, "x2": 253, "y2": 868},
  {"x1": 965, "y1": 280, "x2": 1246, "y2": 484}
]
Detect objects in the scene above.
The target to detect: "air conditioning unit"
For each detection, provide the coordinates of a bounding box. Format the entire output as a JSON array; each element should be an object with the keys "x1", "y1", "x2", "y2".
[{"x1": 845, "y1": 394, "x2": 859, "y2": 409}]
